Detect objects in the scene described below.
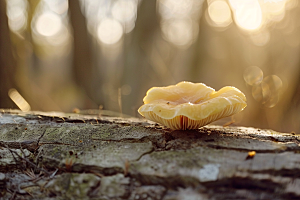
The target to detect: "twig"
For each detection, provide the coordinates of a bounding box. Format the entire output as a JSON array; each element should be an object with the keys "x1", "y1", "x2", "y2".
[
  {"x1": 50, "y1": 169, "x2": 58, "y2": 178},
  {"x1": 8, "y1": 189, "x2": 16, "y2": 200},
  {"x1": 6, "y1": 145, "x2": 19, "y2": 168},
  {"x1": 34, "y1": 146, "x2": 44, "y2": 172},
  {"x1": 5, "y1": 144, "x2": 51, "y2": 176},
  {"x1": 24, "y1": 168, "x2": 36, "y2": 179},
  {"x1": 90, "y1": 170, "x2": 104, "y2": 178},
  {"x1": 18, "y1": 142, "x2": 27, "y2": 169}
]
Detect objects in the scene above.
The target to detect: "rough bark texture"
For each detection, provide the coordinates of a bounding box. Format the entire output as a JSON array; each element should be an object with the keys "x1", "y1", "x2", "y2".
[{"x1": 0, "y1": 109, "x2": 299, "y2": 200}]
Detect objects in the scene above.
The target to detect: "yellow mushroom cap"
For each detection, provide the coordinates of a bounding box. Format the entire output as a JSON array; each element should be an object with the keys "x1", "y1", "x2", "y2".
[{"x1": 138, "y1": 81, "x2": 247, "y2": 130}]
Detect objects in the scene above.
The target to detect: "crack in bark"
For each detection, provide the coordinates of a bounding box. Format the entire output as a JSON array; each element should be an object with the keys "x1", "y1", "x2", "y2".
[
  {"x1": 36, "y1": 130, "x2": 47, "y2": 146},
  {"x1": 0, "y1": 141, "x2": 38, "y2": 152},
  {"x1": 135, "y1": 147, "x2": 155, "y2": 162},
  {"x1": 92, "y1": 135, "x2": 166, "y2": 149},
  {"x1": 38, "y1": 142, "x2": 75, "y2": 146},
  {"x1": 2, "y1": 110, "x2": 300, "y2": 199}
]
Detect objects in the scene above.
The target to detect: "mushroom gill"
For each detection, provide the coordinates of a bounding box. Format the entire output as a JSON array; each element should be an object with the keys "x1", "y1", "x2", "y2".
[{"x1": 138, "y1": 81, "x2": 247, "y2": 130}]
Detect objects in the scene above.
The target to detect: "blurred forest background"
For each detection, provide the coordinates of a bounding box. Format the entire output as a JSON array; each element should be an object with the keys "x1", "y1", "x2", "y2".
[{"x1": 0, "y1": 0, "x2": 300, "y2": 133}]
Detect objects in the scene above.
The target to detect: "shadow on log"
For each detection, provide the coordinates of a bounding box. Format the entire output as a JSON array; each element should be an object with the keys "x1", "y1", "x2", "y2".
[{"x1": 0, "y1": 109, "x2": 299, "y2": 199}]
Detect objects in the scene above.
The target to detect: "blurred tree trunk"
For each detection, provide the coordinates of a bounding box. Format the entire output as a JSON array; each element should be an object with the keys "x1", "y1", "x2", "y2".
[
  {"x1": 68, "y1": 0, "x2": 94, "y2": 103},
  {"x1": 122, "y1": 0, "x2": 159, "y2": 116},
  {"x1": 0, "y1": 0, "x2": 17, "y2": 108},
  {"x1": 190, "y1": 2, "x2": 207, "y2": 82}
]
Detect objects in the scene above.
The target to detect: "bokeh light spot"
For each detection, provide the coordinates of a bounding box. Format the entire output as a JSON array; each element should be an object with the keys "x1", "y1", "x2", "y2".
[
  {"x1": 244, "y1": 66, "x2": 263, "y2": 86},
  {"x1": 252, "y1": 75, "x2": 283, "y2": 108},
  {"x1": 6, "y1": 0, "x2": 27, "y2": 32},
  {"x1": 234, "y1": 0, "x2": 262, "y2": 30},
  {"x1": 44, "y1": 0, "x2": 69, "y2": 15},
  {"x1": 161, "y1": 19, "x2": 198, "y2": 47},
  {"x1": 252, "y1": 84, "x2": 264, "y2": 102},
  {"x1": 263, "y1": 93, "x2": 279, "y2": 108},
  {"x1": 228, "y1": 0, "x2": 243, "y2": 9},
  {"x1": 263, "y1": 0, "x2": 286, "y2": 15},
  {"x1": 157, "y1": 0, "x2": 203, "y2": 48},
  {"x1": 262, "y1": 75, "x2": 283, "y2": 93},
  {"x1": 158, "y1": 0, "x2": 194, "y2": 19},
  {"x1": 97, "y1": 18, "x2": 123, "y2": 45},
  {"x1": 111, "y1": 0, "x2": 137, "y2": 33},
  {"x1": 35, "y1": 12, "x2": 62, "y2": 37},
  {"x1": 208, "y1": 0, "x2": 232, "y2": 27},
  {"x1": 112, "y1": 0, "x2": 136, "y2": 23},
  {"x1": 7, "y1": 8, "x2": 27, "y2": 32}
]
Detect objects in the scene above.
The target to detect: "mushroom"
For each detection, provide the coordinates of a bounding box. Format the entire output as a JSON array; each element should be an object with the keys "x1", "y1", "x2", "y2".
[{"x1": 138, "y1": 81, "x2": 247, "y2": 130}]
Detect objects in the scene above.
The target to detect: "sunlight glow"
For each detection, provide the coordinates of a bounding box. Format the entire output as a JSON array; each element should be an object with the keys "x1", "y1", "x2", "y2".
[
  {"x1": 161, "y1": 19, "x2": 198, "y2": 47},
  {"x1": 46, "y1": 26, "x2": 70, "y2": 46},
  {"x1": 6, "y1": 0, "x2": 27, "y2": 32},
  {"x1": 30, "y1": 1, "x2": 71, "y2": 57},
  {"x1": 158, "y1": 0, "x2": 204, "y2": 48},
  {"x1": 263, "y1": 0, "x2": 286, "y2": 14},
  {"x1": 111, "y1": 0, "x2": 137, "y2": 33},
  {"x1": 233, "y1": 0, "x2": 262, "y2": 30},
  {"x1": 82, "y1": 0, "x2": 139, "y2": 42},
  {"x1": 112, "y1": 0, "x2": 136, "y2": 23},
  {"x1": 227, "y1": 0, "x2": 290, "y2": 33},
  {"x1": 158, "y1": 0, "x2": 194, "y2": 19},
  {"x1": 97, "y1": 18, "x2": 123, "y2": 45},
  {"x1": 228, "y1": 0, "x2": 243, "y2": 10},
  {"x1": 208, "y1": 1, "x2": 232, "y2": 27},
  {"x1": 35, "y1": 12, "x2": 62, "y2": 37},
  {"x1": 262, "y1": 0, "x2": 286, "y2": 23},
  {"x1": 44, "y1": 0, "x2": 68, "y2": 15}
]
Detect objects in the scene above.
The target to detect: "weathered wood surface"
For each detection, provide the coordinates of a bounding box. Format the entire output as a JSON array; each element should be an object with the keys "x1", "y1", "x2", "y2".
[{"x1": 0, "y1": 109, "x2": 300, "y2": 200}]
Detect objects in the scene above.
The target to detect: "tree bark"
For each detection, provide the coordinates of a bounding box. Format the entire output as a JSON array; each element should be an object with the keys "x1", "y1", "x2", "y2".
[{"x1": 0, "y1": 109, "x2": 299, "y2": 199}]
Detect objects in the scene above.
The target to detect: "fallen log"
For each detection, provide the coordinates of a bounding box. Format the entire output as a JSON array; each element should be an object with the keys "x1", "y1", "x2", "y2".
[{"x1": 0, "y1": 109, "x2": 299, "y2": 199}]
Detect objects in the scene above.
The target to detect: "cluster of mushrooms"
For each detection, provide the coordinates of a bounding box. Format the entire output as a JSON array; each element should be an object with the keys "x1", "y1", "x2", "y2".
[{"x1": 138, "y1": 81, "x2": 247, "y2": 130}]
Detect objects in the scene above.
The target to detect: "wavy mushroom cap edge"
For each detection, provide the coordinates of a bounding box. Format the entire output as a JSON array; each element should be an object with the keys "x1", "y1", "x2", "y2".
[{"x1": 138, "y1": 81, "x2": 247, "y2": 130}]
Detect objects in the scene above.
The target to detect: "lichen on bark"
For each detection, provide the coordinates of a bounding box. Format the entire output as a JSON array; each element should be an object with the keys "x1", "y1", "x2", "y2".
[{"x1": 1, "y1": 110, "x2": 300, "y2": 199}]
